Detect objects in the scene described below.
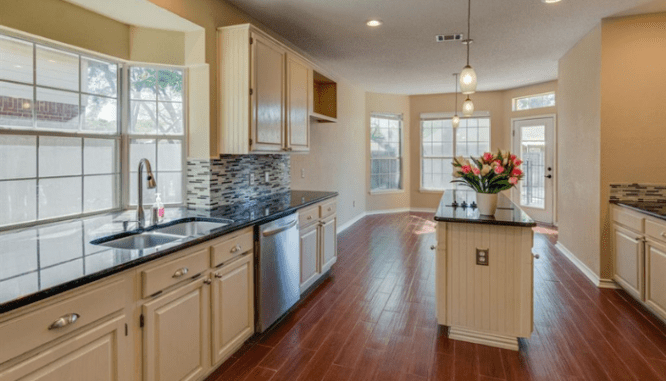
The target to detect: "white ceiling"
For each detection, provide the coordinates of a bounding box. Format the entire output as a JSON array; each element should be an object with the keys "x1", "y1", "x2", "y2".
[{"x1": 224, "y1": 0, "x2": 666, "y2": 95}]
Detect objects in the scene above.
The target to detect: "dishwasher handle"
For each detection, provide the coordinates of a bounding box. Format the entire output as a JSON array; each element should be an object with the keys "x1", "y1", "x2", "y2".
[{"x1": 262, "y1": 219, "x2": 298, "y2": 237}]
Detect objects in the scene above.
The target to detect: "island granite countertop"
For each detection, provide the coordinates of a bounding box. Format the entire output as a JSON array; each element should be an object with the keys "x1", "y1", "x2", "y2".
[
  {"x1": 434, "y1": 190, "x2": 536, "y2": 227},
  {"x1": 0, "y1": 190, "x2": 337, "y2": 314}
]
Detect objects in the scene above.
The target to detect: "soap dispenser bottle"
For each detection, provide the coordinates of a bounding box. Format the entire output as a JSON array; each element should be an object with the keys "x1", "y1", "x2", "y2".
[{"x1": 152, "y1": 193, "x2": 165, "y2": 224}]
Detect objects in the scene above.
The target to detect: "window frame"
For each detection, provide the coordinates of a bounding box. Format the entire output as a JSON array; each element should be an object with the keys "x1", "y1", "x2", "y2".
[
  {"x1": 511, "y1": 91, "x2": 556, "y2": 111},
  {"x1": 0, "y1": 29, "x2": 188, "y2": 231},
  {"x1": 419, "y1": 115, "x2": 491, "y2": 192},
  {"x1": 369, "y1": 112, "x2": 404, "y2": 194}
]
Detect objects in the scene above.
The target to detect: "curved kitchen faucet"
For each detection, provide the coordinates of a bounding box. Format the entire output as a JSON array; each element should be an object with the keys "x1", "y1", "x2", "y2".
[{"x1": 137, "y1": 158, "x2": 157, "y2": 228}]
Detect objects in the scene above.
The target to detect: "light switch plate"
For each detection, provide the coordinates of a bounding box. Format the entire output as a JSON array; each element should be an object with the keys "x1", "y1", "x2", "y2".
[
  {"x1": 249, "y1": 173, "x2": 255, "y2": 186},
  {"x1": 264, "y1": 172, "x2": 269, "y2": 182},
  {"x1": 476, "y1": 248, "x2": 489, "y2": 266},
  {"x1": 301, "y1": 168, "x2": 305, "y2": 178}
]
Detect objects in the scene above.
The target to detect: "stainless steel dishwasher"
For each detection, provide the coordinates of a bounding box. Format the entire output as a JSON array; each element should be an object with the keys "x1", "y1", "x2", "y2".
[{"x1": 256, "y1": 213, "x2": 300, "y2": 332}]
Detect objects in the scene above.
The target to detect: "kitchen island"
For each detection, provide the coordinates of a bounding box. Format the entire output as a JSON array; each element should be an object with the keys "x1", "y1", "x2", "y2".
[{"x1": 434, "y1": 191, "x2": 536, "y2": 351}]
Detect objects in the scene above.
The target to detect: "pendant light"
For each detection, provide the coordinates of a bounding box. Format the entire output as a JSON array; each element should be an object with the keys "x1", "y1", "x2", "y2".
[
  {"x1": 452, "y1": 73, "x2": 460, "y2": 128},
  {"x1": 460, "y1": 0, "x2": 477, "y2": 94},
  {"x1": 462, "y1": 96, "x2": 475, "y2": 116}
]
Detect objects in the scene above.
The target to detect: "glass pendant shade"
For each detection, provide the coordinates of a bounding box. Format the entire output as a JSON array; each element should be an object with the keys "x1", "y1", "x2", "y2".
[
  {"x1": 452, "y1": 114, "x2": 460, "y2": 128},
  {"x1": 462, "y1": 97, "x2": 474, "y2": 116},
  {"x1": 460, "y1": 65, "x2": 477, "y2": 95}
]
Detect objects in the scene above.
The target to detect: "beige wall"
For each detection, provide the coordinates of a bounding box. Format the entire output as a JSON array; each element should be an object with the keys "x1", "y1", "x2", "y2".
[
  {"x1": 0, "y1": 0, "x2": 130, "y2": 59},
  {"x1": 557, "y1": 25, "x2": 602, "y2": 277},
  {"x1": 291, "y1": 80, "x2": 367, "y2": 226},
  {"x1": 129, "y1": 27, "x2": 186, "y2": 65},
  {"x1": 365, "y1": 93, "x2": 411, "y2": 212},
  {"x1": 599, "y1": 13, "x2": 666, "y2": 278},
  {"x1": 408, "y1": 91, "x2": 506, "y2": 209}
]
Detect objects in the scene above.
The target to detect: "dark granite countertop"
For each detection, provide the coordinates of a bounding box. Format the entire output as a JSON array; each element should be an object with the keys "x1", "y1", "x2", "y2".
[
  {"x1": 434, "y1": 190, "x2": 536, "y2": 227},
  {"x1": 0, "y1": 190, "x2": 337, "y2": 314},
  {"x1": 610, "y1": 200, "x2": 666, "y2": 222}
]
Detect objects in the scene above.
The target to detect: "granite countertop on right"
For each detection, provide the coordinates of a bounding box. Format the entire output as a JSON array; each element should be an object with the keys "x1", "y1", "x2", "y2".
[{"x1": 610, "y1": 199, "x2": 666, "y2": 222}]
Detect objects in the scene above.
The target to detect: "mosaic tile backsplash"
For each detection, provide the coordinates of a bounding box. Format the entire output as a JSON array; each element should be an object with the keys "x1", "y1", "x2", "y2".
[
  {"x1": 609, "y1": 183, "x2": 666, "y2": 203},
  {"x1": 187, "y1": 155, "x2": 291, "y2": 209}
]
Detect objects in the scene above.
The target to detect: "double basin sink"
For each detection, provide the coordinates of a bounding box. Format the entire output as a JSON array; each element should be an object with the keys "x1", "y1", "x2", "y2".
[{"x1": 90, "y1": 218, "x2": 233, "y2": 250}]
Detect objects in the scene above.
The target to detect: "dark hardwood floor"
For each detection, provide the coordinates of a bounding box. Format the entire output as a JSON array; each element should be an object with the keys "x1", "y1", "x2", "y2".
[{"x1": 207, "y1": 212, "x2": 666, "y2": 381}]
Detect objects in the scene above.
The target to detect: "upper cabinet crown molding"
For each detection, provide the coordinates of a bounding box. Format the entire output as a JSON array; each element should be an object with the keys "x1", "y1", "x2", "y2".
[{"x1": 217, "y1": 24, "x2": 337, "y2": 155}]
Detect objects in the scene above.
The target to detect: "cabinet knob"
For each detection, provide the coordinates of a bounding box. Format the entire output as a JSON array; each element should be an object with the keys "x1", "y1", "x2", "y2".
[
  {"x1": 172, "y1": 267, "x2": 189, "y2": 278},
  {"x1": 307, "y1": 216, "x2": 312, "y2": 220},
  {"x1": 661, "y1": 232, "x2": 666, "y2": 238},
  {"x1": 230, "y1": 244, "x2": 241, "y2": 253},
  {"x1": 48, "y1": 313, "x2": 80, "y2": 330},
  {"x1": 203, "y1": 278, "x2": 212, "y2": 285},
  {"x1": 328, "y1": 207, "x2": 332, "y2": 212},
  {"x1": 533, "y1": 254, "x2": 540, "y2": 259},
  {"x1": 215, "y1": 273, "x2": 223, "y2": 279},
  {"x1": 430, "y1": 245, "x2": 436, "y2": 250}
]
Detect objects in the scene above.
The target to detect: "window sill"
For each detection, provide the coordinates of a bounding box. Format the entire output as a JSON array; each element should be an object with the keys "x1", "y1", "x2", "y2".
[
  {"x1": 419, "y1": 188, "x2": 446, "y2": 194},
  {"x1": 369, "y1": 189, "x2": 405, "y2": 195}
]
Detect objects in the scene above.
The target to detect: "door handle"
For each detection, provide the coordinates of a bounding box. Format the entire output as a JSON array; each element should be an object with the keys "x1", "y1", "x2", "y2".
[
  {"x1": 545, "y1": 175, "x2": 552, "y2": 179},
  {"x1": 262, "y1": 220, "x2": 298, "y2": 237}
]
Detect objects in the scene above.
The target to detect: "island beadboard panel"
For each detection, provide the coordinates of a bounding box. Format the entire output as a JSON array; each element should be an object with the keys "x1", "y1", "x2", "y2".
[{"x1": 187, "y1": 155, "x2": 290, "y2": 209}]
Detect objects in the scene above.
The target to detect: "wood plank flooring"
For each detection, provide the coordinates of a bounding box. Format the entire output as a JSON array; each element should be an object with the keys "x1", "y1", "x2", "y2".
[{"x1": 207, "y1": 212, "x2": 666, "y2": 381}]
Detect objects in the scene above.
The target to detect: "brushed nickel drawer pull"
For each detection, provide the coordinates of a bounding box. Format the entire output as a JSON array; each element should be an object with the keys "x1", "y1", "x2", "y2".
[
  {"x1": 172, "y1": 267, "x2": 189, "y2": 278},
  {"x1": 49, "y1": 313, "x2": 80, "y2": 330},
  {"x1": 230, "y1": 244, "x2": 241, "y2": 253},
  {"x1": 307, "y1": 215, "x2": 312, "y2": 220},
  {"x1": 327, "y1": 207, "x2": 332, "y2": 212},
  {"x1": 215, "y1": 273, "x2": 223, "y2": 279},
  {"x1": 661, "y1": 231, "x2": 666, "y2": 238},
  {"x1": 203, "y1": 278, "x2": 212, "y2": 285}
]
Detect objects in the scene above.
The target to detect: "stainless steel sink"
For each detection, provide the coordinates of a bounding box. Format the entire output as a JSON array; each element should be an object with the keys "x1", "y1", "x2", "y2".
[
  {"x1": 152, "y1": 220, "x2": 231, "y2": 237},
  {"x1": 96, "y1": 232, "x2": 182, "y2": 250}
]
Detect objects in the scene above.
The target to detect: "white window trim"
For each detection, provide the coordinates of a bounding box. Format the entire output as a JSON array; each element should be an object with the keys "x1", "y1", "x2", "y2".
[
  {"x1": 419, "y1": 114, "x2": 491, "y2": 193},
  {"x1": 0, "y1": 29, "x2": 189, "y2": 231},
  {"x1": 369, "y1": 112, "x2": 404, "y2": 193}
]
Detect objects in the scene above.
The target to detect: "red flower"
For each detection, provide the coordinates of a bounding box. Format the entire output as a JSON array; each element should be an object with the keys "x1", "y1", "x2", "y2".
[
  {"x1": 494, "y1": 166, "x2": 505, "y2": 175},
  {"x1": 514, "y1": 159, "x2": 523, "y2": 166},
  {"x1": 472, "y1": 167, "x2": 480, "y2": 175},
  {"x1": 461, "y1": 165, "x2": 472, "y2": 174},
  {"x1": 512, "y1": 168, "x2": 523, "y2": 176},
  {"x1": 483, "y1": 152, "x2": 493, "y2": 162},
  {"x1": 510, "y1": 154, "x2": 517, "y2": 161}
]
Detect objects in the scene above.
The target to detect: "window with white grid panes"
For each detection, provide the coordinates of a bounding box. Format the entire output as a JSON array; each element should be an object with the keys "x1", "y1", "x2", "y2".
[
  {"x1": 512, "y1": 92, "x2": 555, "y2": 111},
  {"x1": 128, "y1": 67, "x2": 185, "y2": 205},
  {"x1": 370, "y1": 114, "x2": 402, "y2": 191},
  {"x1": 0, "y1": 34, "x2": 120, "y2": 227},
  {"x1": 421, "y1": 117, "x2": 490, "y2": 191}
]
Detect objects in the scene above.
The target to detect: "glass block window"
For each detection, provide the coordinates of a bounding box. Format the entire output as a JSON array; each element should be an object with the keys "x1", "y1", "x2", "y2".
[
  {"x1": 370, "y1": 114, "x2": 402, "y2": 192},
  {"x1": 0, "y1": 34, "x2": 120, "y2": 227},
  {"x1": 128, "y1": 67, "x2": 185, "y2": 205},
  {"x1": 512, "y1": 92, "x2": 555, "y2": 111},
  {"x1": 421, "y1": 117, "x2": 490, "y2": 191}
]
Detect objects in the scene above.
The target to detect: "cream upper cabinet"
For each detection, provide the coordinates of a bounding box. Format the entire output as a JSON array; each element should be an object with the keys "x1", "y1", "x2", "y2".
[
  {"x1": 320, "y1": 215, "x2": 337, "y2": 273},
  {"x1": 217, "y1": 24, "x2": 315, "y2": 154},
  {"x1": 211, "y1": 253, "x2": 254, "y2": 364},
  {"x1": 251, "y1": 32, "x2": 286, "y2": 152},
  {"x1": 612, "y1": 224, "x2": 644, "y2": 300},
  {"x1": 142, "y1": 277, "x2": 210, "y2": 381},
  {"x1": 299, "y1": 222, "x2": 320, "y2": 293},
  {"x1": 286, "y1": 52, "x2": 310, "y2": 152},
  {"x1": 646, "y1": 238, "x2": 666, "y2": 320}
]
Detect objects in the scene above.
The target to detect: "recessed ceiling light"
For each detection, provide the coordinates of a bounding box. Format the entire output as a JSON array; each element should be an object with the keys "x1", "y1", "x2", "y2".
[
  {"x1": 541, "y1": 0, "x2": 562, "y2": 3},
  {"x1": 366, "y1": 19, "x2": 383, "y2": 27}
]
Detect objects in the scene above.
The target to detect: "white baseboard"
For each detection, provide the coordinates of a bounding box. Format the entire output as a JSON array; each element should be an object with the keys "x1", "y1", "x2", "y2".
[
  {"x1": 337, "y1": 212, "x2": 366, "y2": 234},
  {"x1": 554, "y1": 242, "x2": 617, "y2": 289}
]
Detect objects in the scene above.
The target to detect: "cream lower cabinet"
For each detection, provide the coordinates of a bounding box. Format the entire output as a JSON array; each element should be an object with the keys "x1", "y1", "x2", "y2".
[
  {"x1": 211, "y1": 253, "x2": 254, "y2": 364},
  {"x1": 646, "y1": 239, "x2": 666, "y2": 319},
  {"x1": 298, "y1": 199, "x2": 338, "y2": 294},
  {"x1": 142, "y1": 277, "x2": 210, "y2": 381},
  {"x1": 612, "y1": 224, "x2": 644, "y2": 300},
  {"x1": 0, "y1": 315, "x2": 128, "y2": 381}
]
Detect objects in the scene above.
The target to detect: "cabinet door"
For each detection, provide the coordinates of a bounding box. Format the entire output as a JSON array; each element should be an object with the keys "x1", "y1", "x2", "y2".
[
  {"x1": 646, "y1": 239, "x2": 666, "y2": 319},
  {"x1": 612, "y1": 224, "x2": 644, "y2": 300},
  {"x1": 211, "y1": 254, "x2": 254, "y2": 365},
  {"x1": 143, "y1": 277, "x2": 209, "y2": 381},
  {"x1": 286, "y1": 53, "x2": 310, "y2": 152},
  {"x1": 320, "y1": 215, "x2": 337, "y2": 273},
  {"x1": 251, "y1": 32, "x2": 286, "y2": 152},
  {"x1": 0, "y1": 316, "x2": 129, "y2": 381},
  {"x1": 300, "y1": 222, "x2": 319, "y2": 293}
]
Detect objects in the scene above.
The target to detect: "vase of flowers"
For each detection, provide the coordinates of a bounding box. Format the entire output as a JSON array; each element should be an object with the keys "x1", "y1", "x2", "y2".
[{"x1": 451, "y1": 150, "x2": 524, "y2": 216}]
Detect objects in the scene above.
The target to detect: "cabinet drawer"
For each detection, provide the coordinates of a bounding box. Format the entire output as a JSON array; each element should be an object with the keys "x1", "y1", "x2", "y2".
[
  {"x1": 646, "y1": 218, "x2": 666, "y2": 243},
  {"x1": 0, "y1": 279, "x2": 126, "y2": 364},
  {"x1": 142, "y1": 249, "x2": 208, "y2": 297},
  {"x1": 612, "y1": 206, "x2": 644, "y2": 232},
  {"x1": 211, "y1": 230, "x2": 254, "y2": 267},
  {"x1": 299, "y1": 206, "x2": 319, "y2": 227},
  {"x1": 320, "y1": 200, "x2": 336, "y2": 219}
]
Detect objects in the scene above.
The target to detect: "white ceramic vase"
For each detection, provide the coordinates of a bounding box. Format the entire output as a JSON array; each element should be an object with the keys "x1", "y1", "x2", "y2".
[{"x1": 476, "y1": 192, "x2": 498, "y2": 216}]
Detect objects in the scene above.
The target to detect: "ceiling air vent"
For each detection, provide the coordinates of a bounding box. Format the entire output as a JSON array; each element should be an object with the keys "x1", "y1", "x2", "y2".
[{"x1": 436, "y1": 34, "x2": 464, "y2": 42}]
